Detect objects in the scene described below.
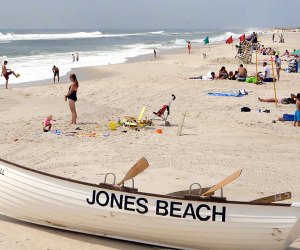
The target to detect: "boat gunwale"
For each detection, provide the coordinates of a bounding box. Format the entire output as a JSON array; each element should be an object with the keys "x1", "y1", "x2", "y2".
[{"x1": 0, "y1": 158, "x2": 292, "y2": 207}]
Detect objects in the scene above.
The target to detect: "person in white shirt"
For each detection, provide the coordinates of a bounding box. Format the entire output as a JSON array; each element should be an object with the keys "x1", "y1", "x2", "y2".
[
  {"x1": 188, "y1": 72, "x2": 216, "y2": 80},
  {"x1": 263, "y1": 62, "x2": 271, "y2": 79},
  {"x1": 257, "y1": 62, "x2": 273, "y2": 82}
]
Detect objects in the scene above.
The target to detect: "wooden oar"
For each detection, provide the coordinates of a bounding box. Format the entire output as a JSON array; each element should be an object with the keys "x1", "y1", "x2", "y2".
[
  {"x1": 117, "y1": 157, "x2": 149, "y2": 186},
  {"x1": 202, "y1": 169, "x2": 242, "y2": 196},
  {"x1": 250, "y1": 192, "x2": 292, "y2": 203}
]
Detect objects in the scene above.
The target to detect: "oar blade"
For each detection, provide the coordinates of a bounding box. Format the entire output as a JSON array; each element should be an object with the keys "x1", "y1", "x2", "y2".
[
  {"x1": 117, "y1": 157, "x2": 149, "y2": 186},
  {"x1": 202, "y1": 169, "x2": 242, "y2": 196},
  {"x1": 251, "y1": 192, "x2": 292, "y2": 203}
]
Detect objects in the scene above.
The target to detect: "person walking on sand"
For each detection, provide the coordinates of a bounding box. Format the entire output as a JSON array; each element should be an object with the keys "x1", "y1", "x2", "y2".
[
  {"x1": 65, "y1": 73, "x2": 79, "y2": 125},
  {"x1": 1, "y1": 60, "x2": 18, "y2": 89},
  {"x1": 154, "y1": 49, "x2": 157, "y2": 58},
  {"x1": 272, "y1": 33, "x2": 275, "y2": 42},
  {"x1": 52, "y1": 65, "x2": 59, "y2": 83},
  {"x1": 72, "y1": 54, "x2": 75, "y2": 62},
  {"x1": 294, "y1": 93, "x2": 300, "y2": 127},
  {"x1": 76, "y1": 53, "x2": 79, "y2": 62},
  {"x1": 275, "y1": 55, "x2": 281, "y2": 81},
  {"x1": 187, "y1": 41, "x2": 191, "y2": 54}
]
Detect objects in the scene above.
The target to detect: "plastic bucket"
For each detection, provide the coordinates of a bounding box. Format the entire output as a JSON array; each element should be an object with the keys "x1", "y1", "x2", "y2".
[{"x1": 109, "y1": 121, "x2": 117, "y2": 131}]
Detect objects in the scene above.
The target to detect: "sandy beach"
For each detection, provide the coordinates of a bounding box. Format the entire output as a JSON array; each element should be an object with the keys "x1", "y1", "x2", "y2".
[{"x1": 1, "y1": 31, "x2": 300, "y2": 249}]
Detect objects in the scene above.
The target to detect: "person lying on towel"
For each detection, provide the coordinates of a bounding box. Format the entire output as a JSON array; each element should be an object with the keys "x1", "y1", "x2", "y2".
[{"x1": 188, "y1": 72, "x2": 216, "y2": 80}]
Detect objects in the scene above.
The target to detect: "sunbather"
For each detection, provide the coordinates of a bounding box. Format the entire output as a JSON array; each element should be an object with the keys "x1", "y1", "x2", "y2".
[
  {"x1": 228, "y1": 71, "x2": 236, "y2": 80},
  {"x1": 258, "y1": 94, "x2": 296, "y2": 104},
  {"x1": 188, "y1": 72, "x2": 216, "y2": 80},
  {"x1": 237, "y1": 64, "x2": 247, "y2": 78},
  {"x1": 216, "y1": 66, "x2": 228, "y2": 79},
  {"x1": 282, "y1": 50, "x2": 290, "y2": 57}
]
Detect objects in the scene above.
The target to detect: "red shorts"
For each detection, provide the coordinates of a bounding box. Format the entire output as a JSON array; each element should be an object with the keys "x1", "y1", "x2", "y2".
[{"x1": 3, "y1": 72, "x2": 12, "y2": 80}]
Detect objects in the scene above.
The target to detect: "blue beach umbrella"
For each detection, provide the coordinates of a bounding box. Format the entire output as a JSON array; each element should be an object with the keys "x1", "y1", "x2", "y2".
[{"x1": 292, "y1": 49, "x2": 300, "y2": 55}]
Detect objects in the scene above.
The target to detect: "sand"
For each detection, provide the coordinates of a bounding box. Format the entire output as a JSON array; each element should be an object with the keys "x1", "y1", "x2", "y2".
[{"x1": 0, "y1": 31, "x2": 300, "y2": 249}]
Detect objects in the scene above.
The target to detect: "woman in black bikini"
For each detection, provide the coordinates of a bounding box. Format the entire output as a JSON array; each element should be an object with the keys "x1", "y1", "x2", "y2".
[{"x1": 65, "y1": 74, "x2": 79, "y2": 125}]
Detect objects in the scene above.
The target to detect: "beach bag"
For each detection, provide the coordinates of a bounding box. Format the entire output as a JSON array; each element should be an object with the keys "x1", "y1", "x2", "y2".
[
  {"x1": 281, "y1": 98, "x2": 290, "y2": 104},
  {"x1": 246, "y1": 77, "x2": 257, "y2": 83},
  {"x1": 241, "y1": 107, "x2": 251, "y2": 112}
]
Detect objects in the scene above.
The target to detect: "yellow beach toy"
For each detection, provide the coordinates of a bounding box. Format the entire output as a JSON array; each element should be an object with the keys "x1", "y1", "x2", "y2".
[
  {"x1": 108, "y1": 121, "x2": 117, "y2": 131},
  {"x1": 119, "y1": 107, "x2": 152, "y2": 127}
]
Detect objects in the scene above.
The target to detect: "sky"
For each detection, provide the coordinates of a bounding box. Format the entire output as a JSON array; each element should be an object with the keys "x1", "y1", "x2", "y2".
[{"x1": 1, "y1": 0, "x2": 300, "y2": 30}]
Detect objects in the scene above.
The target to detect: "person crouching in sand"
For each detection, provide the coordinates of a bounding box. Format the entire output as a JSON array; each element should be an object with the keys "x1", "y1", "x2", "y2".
[
  {"x1": 65, "y1": 73, "x2": 79, "y2": 125},
  {"x1": 294, "y1": 93, "x2": 300, "y2": 127},
  {"x1": 42, "y1": 115, "x2": 55, "y2": 132}
]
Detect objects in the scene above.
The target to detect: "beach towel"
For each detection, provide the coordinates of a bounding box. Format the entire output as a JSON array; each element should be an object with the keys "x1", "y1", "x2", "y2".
[
  {"x1": 207, "y1": 92, "x2": 245, "y2": 97},
  {"x1": 283, "y1": 114, "x2": 294, "y2": 121}
]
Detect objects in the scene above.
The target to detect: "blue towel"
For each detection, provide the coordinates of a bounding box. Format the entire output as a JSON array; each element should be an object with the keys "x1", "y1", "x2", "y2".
[
  {"x1": 207, "y1": 92, "x2": 244, "y2": 97},
  {"x1": 283, "y1": 114, "x2": 294, "y2": 121}
]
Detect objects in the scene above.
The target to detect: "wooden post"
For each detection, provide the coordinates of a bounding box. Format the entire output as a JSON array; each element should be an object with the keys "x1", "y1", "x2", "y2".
[
  {"x1": 255, "y1": 44, "x2": 258, "y2": 82},
  {"x1": 270, "y1": 55, "x2": 278, "y2": 107},
  {"x1": 177, "y1": 111, "x2": 187, "y2": 136},
  {"x1": 245, "y1": 43, "x2": 249, "y2": 69}
]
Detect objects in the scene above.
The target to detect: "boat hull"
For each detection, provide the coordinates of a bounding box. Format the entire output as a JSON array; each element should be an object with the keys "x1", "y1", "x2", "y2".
[{"x1": 1, "y1": 159, "x2": 300, "y2": 250}]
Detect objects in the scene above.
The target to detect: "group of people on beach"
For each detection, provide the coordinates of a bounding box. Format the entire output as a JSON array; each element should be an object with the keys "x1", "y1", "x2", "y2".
[
  {"x1": 1, "y1": 56, "x2": 79, "y2": 127},
  {"x1": 188, "y1": 62, "x2": 277, "y2": 82},
  {"x1": 43, "y1": 73, "x2": 79, "y2": 131},
  {"x1": 72, "y1": 53, "x2": 79, "y2": 62}
]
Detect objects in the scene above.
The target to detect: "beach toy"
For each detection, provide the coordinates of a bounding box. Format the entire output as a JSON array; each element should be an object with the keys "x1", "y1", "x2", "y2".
[
  {"x1": 52, "y1": 129, "x2": 61, "y2": 135},
  {"x1": 101, "y1": 132, "x2": 110, "y2": 138},
  {"x1": 109, "y1": 121, "x2": 117, "y2": 131},
  {"x1": 156, "y1": 128, "x2": 163, "y2": 134}
]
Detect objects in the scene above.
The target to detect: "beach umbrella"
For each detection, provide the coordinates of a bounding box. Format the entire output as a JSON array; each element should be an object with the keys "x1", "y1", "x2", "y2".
[{"x1": 292, "y1": 49, "x2": 300, "y2": 55}]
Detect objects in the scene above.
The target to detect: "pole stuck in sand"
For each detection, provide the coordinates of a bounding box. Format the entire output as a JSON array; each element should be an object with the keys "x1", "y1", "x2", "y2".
[
  {"x1": 176, "y1": 111, "x2": 187, "y2": 136},
  {"x1": 270, "y1": 55, "x2": 278, "y2": 107},
  {"x1": 255, "y1": 44, "x2": 258, "y2": 82}
]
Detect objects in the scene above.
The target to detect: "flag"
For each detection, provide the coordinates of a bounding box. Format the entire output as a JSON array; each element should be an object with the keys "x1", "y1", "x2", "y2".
[
  {"x1": 239, "y1": 34, "x2": 245, "y2": 42},
  {"x1": 203, "y1": 36, "x2": 209, "y2": 45},
  {"x1": 226, "y1": 36, "x2": 233, "y2": 44}
]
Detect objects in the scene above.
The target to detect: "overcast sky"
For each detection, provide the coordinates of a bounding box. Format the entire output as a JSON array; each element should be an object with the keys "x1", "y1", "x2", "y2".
[{"x1": 1, "y1": 0, "x2": 299, "y2": 30}]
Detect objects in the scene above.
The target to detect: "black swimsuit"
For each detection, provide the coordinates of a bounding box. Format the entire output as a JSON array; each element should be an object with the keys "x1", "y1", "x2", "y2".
[{"x1": 67, "y1": 86, "x2": 77, "y2": 102}]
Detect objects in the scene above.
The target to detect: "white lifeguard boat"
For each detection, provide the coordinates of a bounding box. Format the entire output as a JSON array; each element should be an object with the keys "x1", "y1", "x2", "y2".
[{"x1": 0, "y1": 157, "x2": 300, "y2": 250}]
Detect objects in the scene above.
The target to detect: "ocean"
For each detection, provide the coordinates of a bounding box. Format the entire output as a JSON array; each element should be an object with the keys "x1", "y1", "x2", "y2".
[{"x1": 0, "y1": 28, "x2": 257, "y2": 85}]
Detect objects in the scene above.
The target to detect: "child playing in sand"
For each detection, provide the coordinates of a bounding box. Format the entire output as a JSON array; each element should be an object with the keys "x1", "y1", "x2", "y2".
[
  {"x1": 294, "y1": 93, "x2": 300, "y2": 127},
  {"x1": 42, "y1": 115, "x2": 55, "y2": 132}
]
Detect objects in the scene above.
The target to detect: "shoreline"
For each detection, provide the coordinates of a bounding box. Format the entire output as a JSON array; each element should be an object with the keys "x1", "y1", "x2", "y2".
[{"x1": 1, "y1": 39, "x2": 237, "y2": 89}]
